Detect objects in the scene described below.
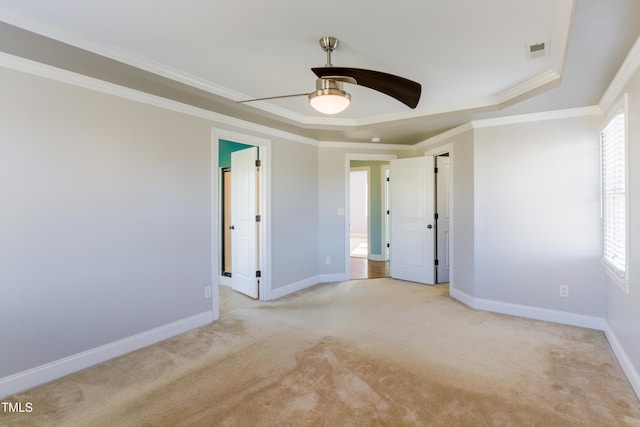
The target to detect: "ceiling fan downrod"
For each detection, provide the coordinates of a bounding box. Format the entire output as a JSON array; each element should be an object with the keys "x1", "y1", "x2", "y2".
[{"x1": 319, "y1": 36, "x2": 339, "y2": 67}]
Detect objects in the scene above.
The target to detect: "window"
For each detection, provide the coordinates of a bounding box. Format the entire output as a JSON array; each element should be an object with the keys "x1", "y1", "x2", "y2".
[{"x1": 600, "y1": 97, "x2": 628, "y2": 291}]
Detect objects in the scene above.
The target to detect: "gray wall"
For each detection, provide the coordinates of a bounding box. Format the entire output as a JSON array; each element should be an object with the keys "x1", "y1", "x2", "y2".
[
  {"x1": 453, "y1": 135, "x2": 476, "y2": 297},
  {"x1": 270, "y1": 141, "x2": 319, "y2": 289},
  {"x1": 318, "y1": 147, "x2": 348, "y2": 276},
  {"x1": 0, "y1": 67, "x2": 214, "y2": 377},
  {"x1": 473, "y1": 116, "x2": 604, "y2": 316}
]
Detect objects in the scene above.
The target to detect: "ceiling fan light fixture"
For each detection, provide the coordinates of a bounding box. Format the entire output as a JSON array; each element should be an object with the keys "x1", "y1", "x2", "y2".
[{"x1": 309, "y1": 79, "x2": 351, "y2": 114}]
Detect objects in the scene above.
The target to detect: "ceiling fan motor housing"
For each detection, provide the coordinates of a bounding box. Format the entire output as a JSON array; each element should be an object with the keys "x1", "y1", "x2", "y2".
[
  {"x1": 308, "y1": 78, "x2": 351, "y2": 114},
  {"x1": 312, "y1": 78, "x2": 348, "y2": 95},
  {"x1": 309, "y1": 78, "x2": 351, "y2": 103}
]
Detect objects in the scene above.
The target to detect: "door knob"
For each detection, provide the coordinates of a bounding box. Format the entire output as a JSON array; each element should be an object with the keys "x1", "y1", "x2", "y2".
[
  {"x1": 427, "y1": 224, "x2": 433, "y2": 229},
  {"x1": 229, "y1": 225, "x2": 235, "y2": 230}
]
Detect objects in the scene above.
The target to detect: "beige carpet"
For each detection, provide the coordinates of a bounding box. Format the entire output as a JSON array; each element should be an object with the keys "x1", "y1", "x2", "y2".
[{"x1": 3, "y1": 279, "x2": 640, "y2": 426}]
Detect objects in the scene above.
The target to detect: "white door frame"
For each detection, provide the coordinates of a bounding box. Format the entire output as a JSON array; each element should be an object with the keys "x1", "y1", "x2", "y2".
[
  {"x1": 212, "y1": 128, "x2": 272, "y2": 318},
  {"x1": 344, "y1": 153, "x2": 397, "y2": 279},
  {"x1": 424, "y1": 144, "x2": 454, "y2": 292},
  {"x1": 381, "y1": 164, "x2": 391, "y2": 261}
]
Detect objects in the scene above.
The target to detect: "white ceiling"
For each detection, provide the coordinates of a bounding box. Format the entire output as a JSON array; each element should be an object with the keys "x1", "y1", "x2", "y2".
[{"x1": 0, "y1": 0, "x2": 638, "y2": 144}]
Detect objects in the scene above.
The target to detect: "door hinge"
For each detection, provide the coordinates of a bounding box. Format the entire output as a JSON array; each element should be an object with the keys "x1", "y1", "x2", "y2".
[
  {"x1": 434, "y1": 167, "x2": 438, "y2": 174},
  {"x1": 435, "y1": 213, "x2": 439, "y2": 220},
  {"x1": 434, "y1": 259, "x2": 439, "y2": 266},
  {"x1": 386, "y1": 210, "x2": 390, "y2": 215},
  {"x1": 255, "y1": 159, "x2": 261, "y2": 167},
  {"x1": 256, "y1": 214, "x2": 261, "y2": 222},
  {"x1": 256, "y1": 270, "x2": 261, "y2": 278},
  {"x1": 387, "y1": 243, "x2": 390, "y2": 248},
  {"x1": 386, "y1": 177, "x2": 390, "y2": 182}
]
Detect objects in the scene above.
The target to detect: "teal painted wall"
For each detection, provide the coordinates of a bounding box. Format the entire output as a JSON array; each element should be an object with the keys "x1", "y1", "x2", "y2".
[
  {"x1": 219, "y1": 139, "x2": 254, "y2": 168},
  {"x1": 350, "y1": 160, "x2": 389, "y2": 256}
]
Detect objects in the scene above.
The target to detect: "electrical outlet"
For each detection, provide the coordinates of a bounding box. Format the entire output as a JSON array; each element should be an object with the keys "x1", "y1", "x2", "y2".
[
  {"x1": 325, "y1": 257, "x2": 331, "y2": 265},
  {"x1": 204, "y1": 286, "x2": 212, "y2": 299},
  {"x1": 559, "y1": 285, "x2": 569, "y2": 298}
]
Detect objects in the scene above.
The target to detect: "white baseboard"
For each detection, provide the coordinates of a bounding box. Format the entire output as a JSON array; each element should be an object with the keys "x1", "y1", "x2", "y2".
[
  {"x1": 602, "y1": 324, "x2": 640, "y2": 400},
  {"x1": 449, "y1": 287, "x2": 640, "y2": 400},
  {"x1": 449, "y1": 287, "x2": 606, "y2": 330},
  {"x1": 0, "y1": 311, "x2": 215, "y2": 399},
  {"x1": 266, "y1": 274, "x2": 348, "y2": 301},
  {"x1": 319, "y1": 273, "x2": 349, "y2": 283},
  {"x1": 218, "y1": 275, "x2": 232, "y2": 287},
  {"x1": 267, "y1": 276, "x2": 321, "y2": 301},
  {"x1": 449, "y1": 286, "x2": 476, "y2": 307}
]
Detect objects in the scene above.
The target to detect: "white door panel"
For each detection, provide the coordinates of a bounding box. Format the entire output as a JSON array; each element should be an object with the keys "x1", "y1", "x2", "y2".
[
  {"x1": 436, "y1": 156, "x2": 451, "y2": 283},
  {"x1": 390, "y1": 156, "x2": 435, "y2": 284},
  {"x1": 231, "y1": 147, "x2": 259, "y2": 298}
]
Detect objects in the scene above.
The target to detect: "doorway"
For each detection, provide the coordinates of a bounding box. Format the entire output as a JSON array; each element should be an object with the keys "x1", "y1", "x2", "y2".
[
  {"x1": 347, "y1": 156, "x2": 395, "y2": 280},
  {"x1": 349, "y1": 167, "x2": 369, "y2": 259},
  {"x1": 212, "y1": 129, "x2": 271, "y2": 318},
  {"x1": 343, "y1": 150, "x2": 452, "y2": 289}
]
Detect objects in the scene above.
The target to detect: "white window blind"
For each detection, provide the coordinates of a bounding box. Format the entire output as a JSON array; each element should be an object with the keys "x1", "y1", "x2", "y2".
[{"x1": 600, "y1": 111, "x2": 626, "y2": 277}]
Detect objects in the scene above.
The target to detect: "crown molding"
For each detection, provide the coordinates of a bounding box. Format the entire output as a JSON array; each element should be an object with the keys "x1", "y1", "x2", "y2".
[
  {"x1": 0, "y1": 52, "x2": 321, "y2": 147},
  {"x1": 551, "y1": 0, "x2": 576, "y2": 74},
  {"x1": 495, "y1": 70, "x2": 561, "y2": 105},
  {"x1": 471, "y1": 106, "x2": 602, "y2": 129},
  {"x1": 318, "y1": 141, "x2": 414, "y2": 151},
  {"x1": 600, "y1": 34, "x2": 640, "y2": 113}
]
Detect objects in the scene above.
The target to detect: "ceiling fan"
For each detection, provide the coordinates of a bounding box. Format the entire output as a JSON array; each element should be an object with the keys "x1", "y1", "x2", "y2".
[{"x1": 237, "y1": 36, "x2": 422, "y2": 115}]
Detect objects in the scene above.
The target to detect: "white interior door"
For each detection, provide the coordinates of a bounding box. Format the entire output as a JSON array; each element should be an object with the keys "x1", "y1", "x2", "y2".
[
  {"x1": 231, "y1": 147, "x2": 259, "y2": 298},
  {"x1": 436, "y1": 156, "x2": 451, "y2": 283},
  {"x1": 389, "y1": 156, "x2": 435, "y2": 284}
]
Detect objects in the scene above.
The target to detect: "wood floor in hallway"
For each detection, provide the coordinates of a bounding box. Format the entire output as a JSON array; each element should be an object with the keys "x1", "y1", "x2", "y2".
[{"x1": 350, "y1": 257, "x2": 389, "y2": 279}]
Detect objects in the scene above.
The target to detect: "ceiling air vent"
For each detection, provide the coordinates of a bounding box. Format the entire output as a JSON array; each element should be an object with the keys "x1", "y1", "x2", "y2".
[{"x1": 527, "y1": 41, "x2": 549, "y2": 59}]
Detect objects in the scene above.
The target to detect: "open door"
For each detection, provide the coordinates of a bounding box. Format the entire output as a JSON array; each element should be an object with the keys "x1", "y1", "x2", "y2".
[
  {"x1": 389, "y1": 156, "x2": 435, "y2": 285},
  {"x1": 436, "y1": 156, "x2": 451, "y2": 283},
  {"x1": 230, "y1": 147, "x2": 259, "y2": 298}
]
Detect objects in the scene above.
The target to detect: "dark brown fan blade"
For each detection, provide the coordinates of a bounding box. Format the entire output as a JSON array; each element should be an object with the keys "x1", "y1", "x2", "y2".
[{"x1": 312, "y1": 67, "x2": 421, "y2": 108}]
